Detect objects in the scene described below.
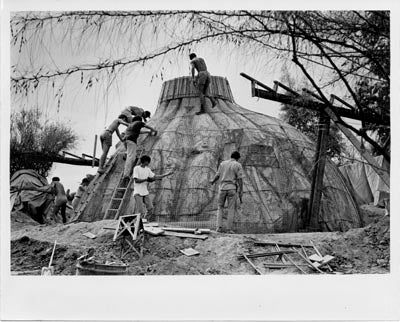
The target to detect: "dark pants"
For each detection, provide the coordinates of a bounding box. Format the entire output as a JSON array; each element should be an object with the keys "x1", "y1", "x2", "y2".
[{"x1": 52, "y1": 201, "x2": 67, "y2": 223}]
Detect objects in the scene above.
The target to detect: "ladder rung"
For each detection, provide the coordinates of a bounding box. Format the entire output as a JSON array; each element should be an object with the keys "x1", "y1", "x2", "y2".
[
  {"x1": 112, "y1": 198, "x2": 123, "y2": 201},
  {"x1": 108, "y1": 209, "x2": 119, "y2": 211}
]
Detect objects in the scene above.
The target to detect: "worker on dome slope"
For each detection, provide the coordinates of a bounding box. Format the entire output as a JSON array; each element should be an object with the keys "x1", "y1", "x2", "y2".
[
  {"x1": 210, "y1": 151, "x2": 244, "y2": 233},
  {"x1": 119, "y1": 106, "x2": 151, "y2": 123},
  {"x1": 71, "y1": 177, "x2": 90, "y2": 210},
  {"x1": 132, "y1": 155, "x2": 174, "y2": 221},
  {"x1": 98, "y1": 115, "x2": 130, "y2": 174},
  {"x1": 189, "y1": 53, "x2": 217, "y2": 115},
  {"x1": 122, "y1": 116, "x2": 158, "y2": 182}
]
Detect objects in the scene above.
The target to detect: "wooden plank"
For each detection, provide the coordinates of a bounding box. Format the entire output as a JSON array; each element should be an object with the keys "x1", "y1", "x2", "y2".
[
  {"x1": 11, "y1": 269, "x2": 42, "y2": 275},
  {"x1": 310, "y1": 240, "x2": 333, "y2": 272},
  {"x1": 12, "y1": 151, "x2": 99, "y2": 166},
  {"x1": 163, "y1": 231, "x2": 208, "y2": 240},
  {"x1": 243, "y1": 254, "x2": 262, "y2": 275},
  {"x1": 238, "y1": 250, "x2": 295, "y2": 260},
  {"x1": 253, "y1": 241, "x2": 313, "y2": 248},
  {"x1": 143, "y1": 222, "x2": 159, "y2": 227},
  {"x1": 162, "y1": 227, "x2": 197, "y2": 233},
  {"x1": 82, "y1": 232, "x2": 97, "y2": 239},
  {"x1": 292, "y1": 248, "x2": 326, "y2": 274},
  {"x1": 282, "y1": 254, "x2": 308, "y2": 274},
  {"x1": 180, "y1": 248, "x2": 200, "y2": 256},
  {"x1": 144, "y1": 226, "x2": 165, "y2": 236},
  {"x1": 308, "y1": 254, "x2": 323, "y2": 262}
]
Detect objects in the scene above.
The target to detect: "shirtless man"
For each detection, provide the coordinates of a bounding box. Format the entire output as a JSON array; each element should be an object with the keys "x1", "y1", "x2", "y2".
[
  {"x1": 189, "y1": 53, "x2": 217, "y2": 115},
  {"x1": 49, "y1": 177, "x2": 69, "y2": 223},
  {"x1": 120, "y1": 106, "x2": 151, "y2": 123},
  {"x1": 98, "y1": 115, "x2": 130, "y2": 174}
]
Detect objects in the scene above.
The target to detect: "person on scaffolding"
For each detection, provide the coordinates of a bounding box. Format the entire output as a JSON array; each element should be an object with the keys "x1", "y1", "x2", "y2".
[
  {"x1": 210, "y1": 151, "x2": 244, "y2": 233},
  {"x1": 119, "y1": 105, "x2": 151, "y2": 123},
  {"x1": 122, "y1": 116, "x2": 158, "y2": 183},
  {"x1": 189, "y1": 53, "x2": 217, "y2": 115},
  {"x1": 98, "y1": 115, "x2": 130, "y2": 174},
  {"x1": 132, "y1": 155, "x2": 174, "y2": 221}
]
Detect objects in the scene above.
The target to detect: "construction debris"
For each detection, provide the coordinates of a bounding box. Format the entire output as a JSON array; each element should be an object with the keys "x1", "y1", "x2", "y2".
[
  {"x1": 180, "y1": 248, "x2": 200, "y2": 256},
  {"x1": 82, "y1": 232, "x2": 97, "y2": 239},
  {"x1": 143, "y1": 226, "x2": 164, "y2": 236},
  {"x1": 253, "y1": 241, "x2": 314, "y2": 248},
  {"x1": 238, "y1": 250, "x2": 295, "y2": 260},
  {"x1": 163, "y1": 231, "x2": 208, "y2": 240},
  {"x1": 243, "y1": 254, "x2": 262, "y2": 275}
]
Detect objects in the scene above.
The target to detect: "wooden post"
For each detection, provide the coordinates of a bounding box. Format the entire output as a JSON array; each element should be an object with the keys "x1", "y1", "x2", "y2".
[
  {"x1": 307, "y1": 112, "x2": 330, "y2": 231},
  {"x1": 92, "y1": 134, "x2": 98, "y2": 168}
]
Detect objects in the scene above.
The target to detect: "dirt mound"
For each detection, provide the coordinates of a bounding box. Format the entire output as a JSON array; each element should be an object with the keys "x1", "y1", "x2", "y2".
[
  {"x1": 11, "y1": 210, "x2": 40, "y2": 232},
  {"x1": 10, "y1": 215, "x2": 390, "y2": 275},
  {"x1": 11, "y1": 236, "x2": 80, "y2": 275},
  {"x1": 317, "y1": 216, "x2": 390, "y2": 273}
]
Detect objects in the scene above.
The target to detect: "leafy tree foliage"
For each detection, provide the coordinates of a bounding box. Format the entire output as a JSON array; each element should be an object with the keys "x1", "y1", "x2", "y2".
[{"x1": 10, "y1": 109, "x2": 78, "y2": 177}]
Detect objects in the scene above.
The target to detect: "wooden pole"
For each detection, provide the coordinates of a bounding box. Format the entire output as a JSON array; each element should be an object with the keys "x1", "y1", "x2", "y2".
[
  {"x1": 243, "y1": 254, "x2": 262, "y2": 275},
  {"x1": 307, "y1": 113, "x2": 330, "y2": 230},
  {"x1": 92, "y1": 134, "x2": 98, "y2": 168}
]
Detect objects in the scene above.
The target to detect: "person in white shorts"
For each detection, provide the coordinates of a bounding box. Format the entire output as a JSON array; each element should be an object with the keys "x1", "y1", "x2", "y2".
[{"x1": 132, "y1": 155, "x2": 174, "y2": 221}]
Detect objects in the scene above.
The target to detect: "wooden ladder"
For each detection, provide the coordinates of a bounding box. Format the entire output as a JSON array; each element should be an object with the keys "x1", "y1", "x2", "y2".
[
  {"x1": 71, "y1": 152, "x2": 121, "y2": 222},
  {"x1": 103, "y1": 149, "x2": 144, "y2": 220}
]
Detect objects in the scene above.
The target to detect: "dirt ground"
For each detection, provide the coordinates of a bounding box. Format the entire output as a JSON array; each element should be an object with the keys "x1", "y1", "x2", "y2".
[{"x1": 10, "y1": 206, "x2": 390, "y2": 275}]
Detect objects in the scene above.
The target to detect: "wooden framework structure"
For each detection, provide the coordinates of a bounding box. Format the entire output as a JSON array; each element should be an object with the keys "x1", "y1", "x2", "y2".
[
  {"x1": 113, "y1": 214, "x2": 145, "y2": 258},
  {"x1": 240, "y1": 72, "x2": 390, "y2": 230}
]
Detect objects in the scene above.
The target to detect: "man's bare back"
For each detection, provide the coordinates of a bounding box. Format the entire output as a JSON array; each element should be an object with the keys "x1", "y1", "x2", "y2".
[{"x1": 191, "y1": 57, "x2": 208, "y2": 73}]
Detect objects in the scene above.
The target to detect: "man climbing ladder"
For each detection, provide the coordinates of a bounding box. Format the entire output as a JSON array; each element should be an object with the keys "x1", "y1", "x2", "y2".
[{"x1": 122, "y1": 116, "x2": 158, "y2": 182}]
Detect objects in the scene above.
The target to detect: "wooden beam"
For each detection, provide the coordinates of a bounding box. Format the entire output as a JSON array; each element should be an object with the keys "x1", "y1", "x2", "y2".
[
  {"x1": 12, "y1": 151, "x2": 99, "y2": 166},
  {"x1": 253, "y1": 241, "x2": 314, "y2": 248},
  {"x1": 323, "y1": 107, "x2": 390, "y2": 187},
  {"x1": 241, "y1": 74, "x2": 389, "y2": 187},
  {"x1": 92, "y1": 134, "x2": 98, "y2": 168},
  {"x1": 82, "y1": 153, "x2": 99, "y2": 161},
  {"x1": 307, "y1": 113, "x2": 330, "y2": 230},
  {"x1": 252, "y1": 88, "x2": 388, "y2": 125},
  {"x1": 63, "y1": 151, "x2": 84, "y2": 159},
  {"x1": 240, "y1": 72, "x2": 275, "y2": 92},
  {"x1": 243, "y1": 254, "x2": 262, "y2": 275}
]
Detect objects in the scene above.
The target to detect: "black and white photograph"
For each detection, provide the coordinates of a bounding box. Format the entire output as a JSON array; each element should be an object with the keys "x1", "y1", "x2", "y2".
[{"x1": 1, "y1": 1, "x2": 399, "y2": 320}]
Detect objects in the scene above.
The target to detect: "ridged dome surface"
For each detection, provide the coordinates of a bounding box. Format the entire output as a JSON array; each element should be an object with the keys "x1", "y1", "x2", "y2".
[{"x1": 75, "y1": 76, "x2": 361, "y2": 233}]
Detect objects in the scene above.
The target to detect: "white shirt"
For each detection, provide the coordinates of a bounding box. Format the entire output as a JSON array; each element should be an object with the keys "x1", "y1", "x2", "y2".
[{"x1": 133, "y1": 165, "x2": 155, "y2": 196}]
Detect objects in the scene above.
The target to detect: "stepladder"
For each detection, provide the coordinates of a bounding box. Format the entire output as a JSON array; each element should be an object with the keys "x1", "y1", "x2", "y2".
[{"x1": 103, "y1": 148, "x2": 145, "y2": 220}]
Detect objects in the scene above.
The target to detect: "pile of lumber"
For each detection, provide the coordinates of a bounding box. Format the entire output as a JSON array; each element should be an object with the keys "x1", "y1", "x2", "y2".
[{"x1": 239, "y1": 239, "x2": 336, "y2": 275}]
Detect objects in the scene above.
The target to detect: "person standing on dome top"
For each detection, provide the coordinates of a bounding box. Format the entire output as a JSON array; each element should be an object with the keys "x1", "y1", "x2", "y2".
[
  {"x1": 98, "y1": 115, "x2": 130, "y2": 174},
  {"x1": 120, "y1": 106, "x2": 151, "y2": 123},
  {"x1": 189, "y1": 53, "x2": 217, "y2": 115}
]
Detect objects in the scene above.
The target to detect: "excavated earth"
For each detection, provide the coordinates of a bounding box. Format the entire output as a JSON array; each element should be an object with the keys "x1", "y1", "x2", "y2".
[{"x1": 10, "y1": 206, "x2": 390, "y2": 275}]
